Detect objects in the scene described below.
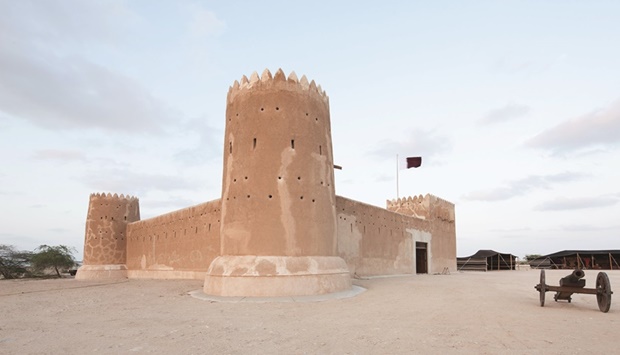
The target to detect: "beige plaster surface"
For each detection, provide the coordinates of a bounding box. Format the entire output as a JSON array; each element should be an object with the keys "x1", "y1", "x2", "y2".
[
  {"x1": 126, "y1": 200, "x2": 221, "y2": 275},
  {"x1": 1, "y1": 270, "x2": 617, "y2": 353},
  {"x1": 204, "y1": 255, "x2": 351, "y2": 297}
]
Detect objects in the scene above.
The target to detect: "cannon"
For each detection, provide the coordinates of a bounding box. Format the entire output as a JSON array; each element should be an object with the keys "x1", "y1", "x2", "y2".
[{"x1": 534, "y1": 269, "x2": 613, "y2": 313}]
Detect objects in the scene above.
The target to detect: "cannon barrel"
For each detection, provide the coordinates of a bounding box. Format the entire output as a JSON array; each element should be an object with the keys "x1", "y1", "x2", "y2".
[{"x1": 559, "y1": 269, "x2": 586, "y2": 287}]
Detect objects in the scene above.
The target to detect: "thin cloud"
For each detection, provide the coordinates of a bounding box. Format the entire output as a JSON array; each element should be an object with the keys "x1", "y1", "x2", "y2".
[
  {"x1": 370, "y1": 128, "x2": 452, "y2": 163},
  {"x1": 173, "y1": 116, "x2": 223, "y2": 164},
  {"x1": 526, "y1": 99, "x2": 620, "y2": 154},
  {"x1": 535, "y1": 195, "x2": 619, "y2": 211},
  {"x1": 0, "y1": 48, "x2": 175, "y2": 132},
  {"x1": 462, "y1": 172, "x2": 588, "y2": 201},
  {"x1": 478, "y1": 103, "x2": 530, "y2": 125},
  {"x1": 81, "y1": 169, "x2": 204, "y2": 196},
  {"x1": 0, "y1": 1, "x2": 176, "y2": 133},
  {"x1": 32, "y1": 149, "x2": 86, "y2": 162}
]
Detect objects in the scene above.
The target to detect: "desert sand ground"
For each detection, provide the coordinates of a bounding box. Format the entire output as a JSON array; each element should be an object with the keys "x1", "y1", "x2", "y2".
[{"x1": 0, "y1": 269, "x2": 617, "y2": 354}]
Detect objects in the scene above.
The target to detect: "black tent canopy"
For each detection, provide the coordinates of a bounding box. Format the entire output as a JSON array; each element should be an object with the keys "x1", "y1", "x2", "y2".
[
  {"x1": 530, "y1": 250, "x2": 620, "y2": 270},
  {"x1": 457, "y1": 250, "x2": 517, "y2": 271}
]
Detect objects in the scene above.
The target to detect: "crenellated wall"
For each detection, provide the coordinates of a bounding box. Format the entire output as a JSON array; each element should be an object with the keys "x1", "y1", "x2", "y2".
[
  {"x1": 219, "y1": 68, "x2": 337, "y2": 257},
  {"x1": 125, "y1": 199, "x2": 221, "y2": 280},
  {"x1": 337, "y1": 194, "x2": 456, "y2": 276},
  {"x1": 387, "y1": 194, "x2": 457, "y2": 273},
  {"x1": 77, "y1": 68, "x2": 457, "y2": 292}
]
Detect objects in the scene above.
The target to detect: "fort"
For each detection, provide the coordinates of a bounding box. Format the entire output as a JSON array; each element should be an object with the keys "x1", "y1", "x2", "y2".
[{"x1": 76, "y1": 69, "x2": 457, "y2": 297}]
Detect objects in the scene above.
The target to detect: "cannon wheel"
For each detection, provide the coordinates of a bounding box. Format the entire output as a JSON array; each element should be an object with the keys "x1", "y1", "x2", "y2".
[
  {"x1": 539, "y1": 269, "x2": 546, "y2": 307},
  {"x1": 596, "y1": 272, "x2": 612, "y2": 313}
]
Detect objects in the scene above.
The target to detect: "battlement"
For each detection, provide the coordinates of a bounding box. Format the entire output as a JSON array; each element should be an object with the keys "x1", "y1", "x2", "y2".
[
  {"x1": 227, "y1": 68, "x2": 328, "y2": 105},
  {"x1": 90, "y1": 192, "x2": 139, "y2": 202},
  {"x1": 386, "y1": 194, "x2": 455, "y2": 222}
]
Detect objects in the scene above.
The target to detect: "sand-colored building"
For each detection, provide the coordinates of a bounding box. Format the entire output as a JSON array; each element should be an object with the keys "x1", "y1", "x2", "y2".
[{"x1": 76, "y1": 69, "x2": 457, "y2": 297}]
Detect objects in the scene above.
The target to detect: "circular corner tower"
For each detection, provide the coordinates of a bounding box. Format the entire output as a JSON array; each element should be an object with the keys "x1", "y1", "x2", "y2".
[
  {"x1": 203, "y1": 69, "x2": 351, "y2": 297},
  {"x1": 76, "y1": 192, "x2": 140, "y2": 280}
]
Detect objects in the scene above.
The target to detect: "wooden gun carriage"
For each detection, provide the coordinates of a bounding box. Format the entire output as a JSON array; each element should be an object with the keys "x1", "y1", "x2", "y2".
[{"x1": 534, "y1": 269, "x2": 613, "y2": 313}]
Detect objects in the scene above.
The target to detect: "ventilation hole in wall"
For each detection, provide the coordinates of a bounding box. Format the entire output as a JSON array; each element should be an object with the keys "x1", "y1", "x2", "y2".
[
  {"x1": 268, "y1": 195, "x2": 273, "y2": 199},
  {"x1": 244, "y1": 176, "x2": 248, "y2": 180},
  {"x1": 297, "y1": 176, "x2": 301, "y2": 180},
  {"x1": 364, "y1": 226, "x2": 366, "y2": 233},
  {"x1": 306, "y1": 112, "x2": 309, "y2": 116},
  {"x1": 278, "y1": 176, "x2": 282, "y2": 180},
  {"x1": 291, "y1": 139, "x2": 295, "y2": 149},
  {"x1": 233, "y1": 196, "x2": 236, "y2": 199},
  {"x1": 312, "y1": 199, "x2": 315, "y2": 203},
  {"x1": 319, "y1": 145, "x2": 322, "y2": 155},
  {"x1": 226, "y1": 198, "x2": 230, "y2": 201},
  {"x1": 320, "y1": 181, "x2": 323, "y2": 185},
  {"x1": 351, "y1": 224, "x2": 353, "y2": 233},
  {"x1": 276, "y1": 107, "x2": 279, "y2": 111},
  {"x1": 208, "y1": 223, "x2": 211, "y2": 231},
  {"x1": 233, "y1": 178, "x2": 237, "y2": 182},
  {"x1": 253, "y1": 138, "x2": 257, "y2": 149},
  {"x1": 315, "y1": 117, "x2": 318, "y2": 121},
  {"x1": 300, "y1": 196, "x2": 304, "y2": 200},
  {"x1": 260, "y1": 107, "x2": 264, "y2": 111},
  {"x1": 236, "y1": 113, "x2": 239, "y2": 116},
  {"x1": 100, "y1": 217, "x2": 103, "y2": 220},
  {"x1": 195, "y1": 227, "x2": 198, "y2": 233},
  {"x1": 247, "y1": 195, "x2": 250, "y2": 198},
  {"x1": 229, "y1": 141, "x2": 232, "y2": 154}
]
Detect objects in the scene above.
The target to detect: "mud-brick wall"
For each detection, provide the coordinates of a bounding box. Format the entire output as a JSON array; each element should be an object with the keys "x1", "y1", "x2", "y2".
[
  {"x1": 427, "y1": 195, "x2": 457, "y2": 273},
  {"x1": 336, "y1": 196, "x2": 431, "y2": 276},
  {"x1": 125, "y1": 199, "x2": 221, "y2": 279}
]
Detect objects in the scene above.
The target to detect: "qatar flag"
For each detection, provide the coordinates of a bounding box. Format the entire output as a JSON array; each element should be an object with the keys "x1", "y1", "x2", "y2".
[{"x1": 404, "y1": 156, "x2": 422, "y2": 169}]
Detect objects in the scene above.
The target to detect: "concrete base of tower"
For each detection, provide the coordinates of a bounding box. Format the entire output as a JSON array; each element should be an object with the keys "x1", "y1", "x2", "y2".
[
  {"x1": 203, "y1": 255, "x2": 352, "y2": 297},
  {"x1": 75, "y1": 264, "x2": 128, "y2": 280}
]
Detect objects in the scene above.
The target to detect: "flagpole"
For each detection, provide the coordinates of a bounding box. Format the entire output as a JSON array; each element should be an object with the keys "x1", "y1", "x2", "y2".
[{"x1": 396, "y1": 154, "x2": 399, "y2": 199}]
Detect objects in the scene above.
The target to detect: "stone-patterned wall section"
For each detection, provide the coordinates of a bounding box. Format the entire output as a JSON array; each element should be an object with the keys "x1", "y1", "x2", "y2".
[
  {"x1": 125, "y1": 199, "x2": 221, "y2": 279},
  {"x1": 82, "y1": 193, "x2": 140, "y2": 266}
]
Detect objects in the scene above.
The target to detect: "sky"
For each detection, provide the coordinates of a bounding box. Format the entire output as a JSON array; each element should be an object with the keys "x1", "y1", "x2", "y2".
[{"x1": 1, "y1": 1, "x2": 619, "y2": 260}]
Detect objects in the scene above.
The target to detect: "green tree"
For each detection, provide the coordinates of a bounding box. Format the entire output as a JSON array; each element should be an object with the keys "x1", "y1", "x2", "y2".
[
  {"x1": 525, "y1": 254, "x2": 542, "y2": 261},
  {"x1": 0, "y1": 244, "x2": 32, "y2": 279},
  {"x1": 30, "y1": 245, "x2": 77, "y2": 278}
]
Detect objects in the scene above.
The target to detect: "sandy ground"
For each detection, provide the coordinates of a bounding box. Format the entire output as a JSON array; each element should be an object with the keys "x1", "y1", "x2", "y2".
[{"x1": 0, "y1": 269, "x2": 617, "y2": 354}]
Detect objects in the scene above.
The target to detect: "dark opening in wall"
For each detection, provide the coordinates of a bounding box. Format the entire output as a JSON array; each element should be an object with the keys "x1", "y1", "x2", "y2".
[
  {"x1": 195, "y1": 227, "x2": 198, "y2": 233},
  {"x1": 260, "y1": 107, "x2": 264, "y2": 111},
  {"x1": 291, "y1": 139, "x2": 295, "y2": 149},
  {"x1": 269, "y1": 195, "x2": 273, "y2": 199},
  {"x1": 208, "y1": 223, "x2": 211, "y2": 231},
  {"x1": 253, "y1": 138, "x2": 256, "y2": 149},
  {"x1": 319, "y1": 145, "x2": 322, "y2": 155},
  {"x1": 276, "y1": 107, "x2": 279, "y2": 111},
  {"x1": 229, "y1": 142, "x2": 232, "y2": 154}
]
